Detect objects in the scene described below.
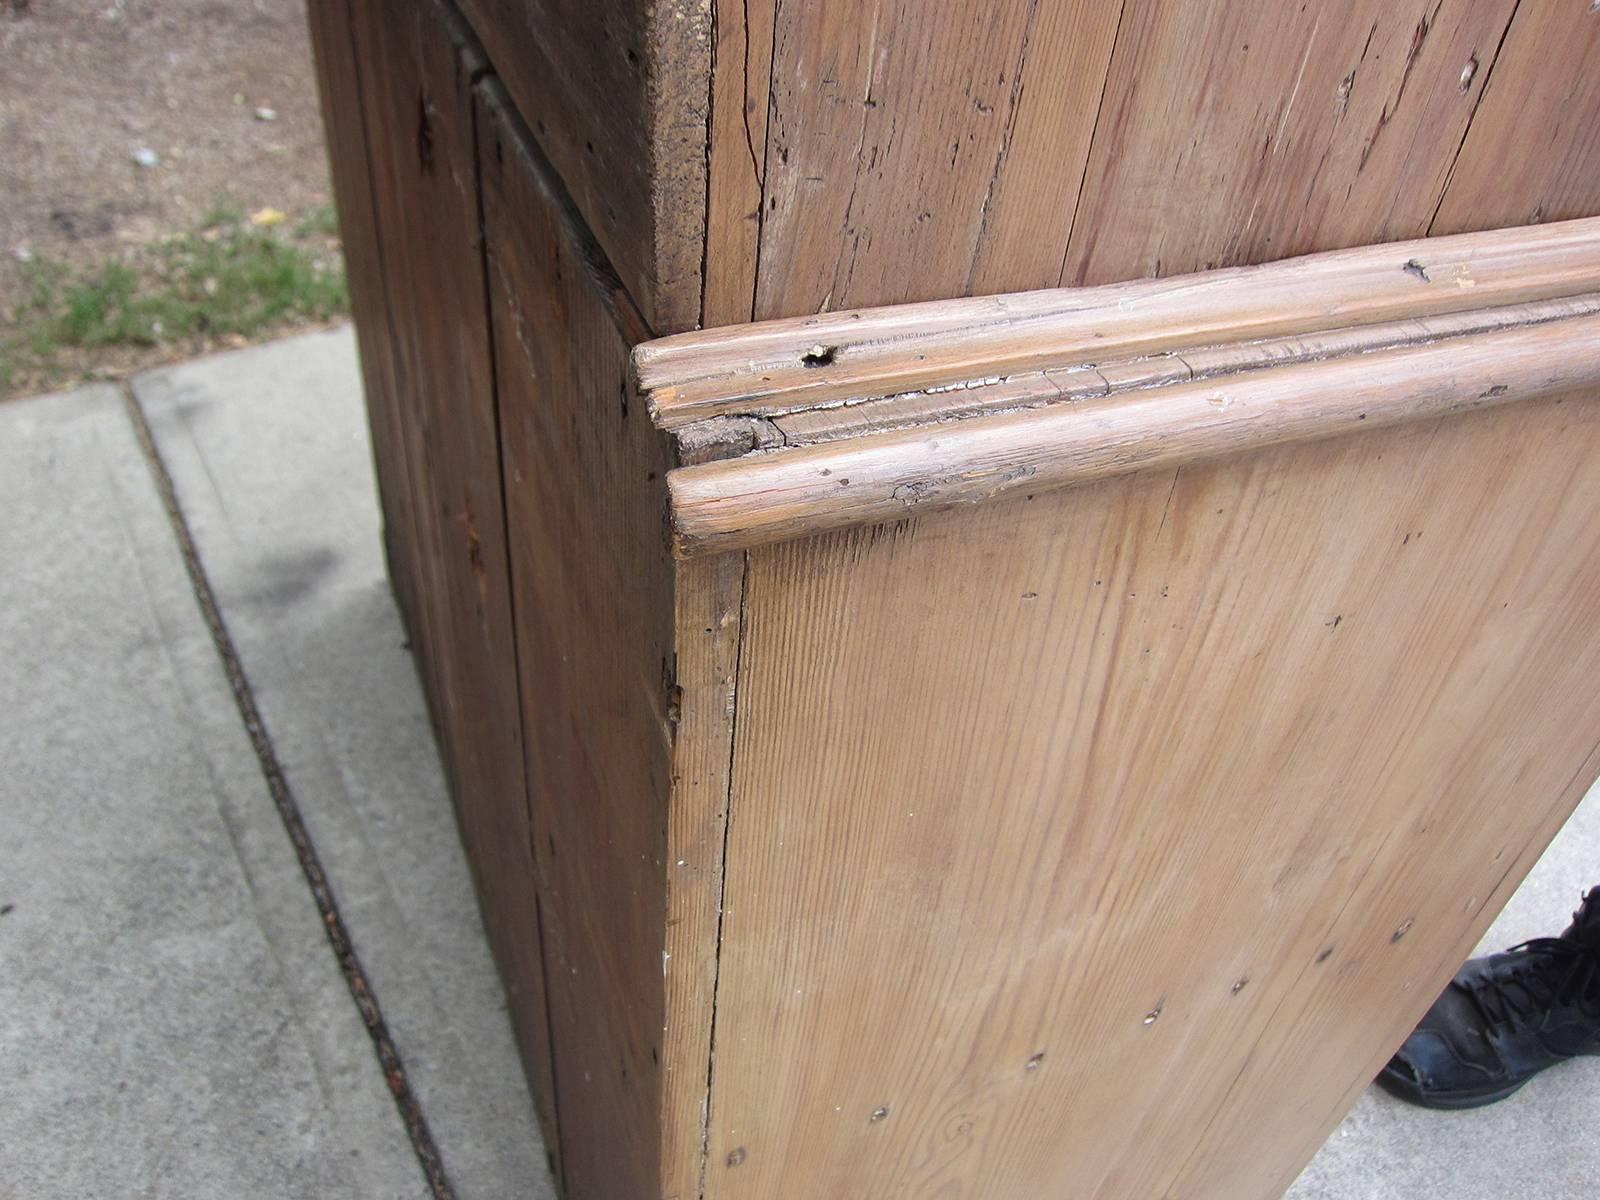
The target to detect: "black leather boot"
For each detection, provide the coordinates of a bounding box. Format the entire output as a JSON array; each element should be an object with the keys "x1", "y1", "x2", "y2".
[{"x1": 1378, "y1": 887, "x2": 1600, "y2": 1109}]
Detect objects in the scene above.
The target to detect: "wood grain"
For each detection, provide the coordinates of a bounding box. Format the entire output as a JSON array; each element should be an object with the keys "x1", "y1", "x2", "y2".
[
  {"x1": 1432, "y1": 2, "x2": 1600, "y2": 235},
  {"x1": 745, "y1": 0, "x2": 1120, "y2": 320},
  {"x1": 1060, "y1": 0, "x2": 1520, "y2": 286},
  {"x1": 457, "y1": 0, "x2": 710, "y2": 333},
  {"x1": 661, "y1": 553, "x2": 747, "y2": 1200},
  {"x1": 336, "y1": 0, "x2": 566, "y2": 1169},
  {"x1": 708, "y1": 1, "x2": 1583, "y2": 323},
  {"x1": 664, "y1": 307, "x2": 1600, "y2": 557},
  {"x1": 701, "y1": 0, "x2": 775, "y2": 327},
  {"x1": 477, "y1": 78, "x2": 675, "y2": 1200},
  {"x1": 638, "y1": 216, "x2": 1600, "y2": 428},
  {"x1": 766, "y1": 295, "x2": 1600, "y2": 447},
  {"x1": 702, "y1": 386, "x2": 1600, "y2": 1199}
]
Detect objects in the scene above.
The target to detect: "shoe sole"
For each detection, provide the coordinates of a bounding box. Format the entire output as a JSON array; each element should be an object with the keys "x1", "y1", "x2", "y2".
[{"x1": 1375, "y1": 1063, "x2": 1532, "y2": 1110}]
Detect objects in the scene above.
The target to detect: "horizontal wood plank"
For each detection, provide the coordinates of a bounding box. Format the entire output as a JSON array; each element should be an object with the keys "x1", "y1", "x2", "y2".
[
  {"x1": 664, "y1": 307, "x2": 1600, "y2": 557},
  {"x1": 638, "y1": 217, "x2": 1600, "y2": 427}
]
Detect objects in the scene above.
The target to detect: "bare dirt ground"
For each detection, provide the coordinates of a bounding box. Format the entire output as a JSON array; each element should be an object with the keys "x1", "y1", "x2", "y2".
[{"x1": 1, "y1": 0, "x2": 335, "y2": 376}]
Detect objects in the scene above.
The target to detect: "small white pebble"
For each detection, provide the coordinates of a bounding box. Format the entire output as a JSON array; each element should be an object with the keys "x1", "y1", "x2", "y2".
[
  {"x1": 254, "y1": 106, "x2": 278, "y2": 122},
  {"x1": 12, "y1": 245, "x2": 32, "y2": 263},
  {"x1": 132, "y1": 147, "x2": 159, "y2": 168}
]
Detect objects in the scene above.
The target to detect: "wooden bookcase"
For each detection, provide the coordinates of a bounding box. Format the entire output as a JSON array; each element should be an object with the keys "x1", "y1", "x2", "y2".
[{"x1": 307, "y1": 2, "x2": 1600, "y2": 1196}]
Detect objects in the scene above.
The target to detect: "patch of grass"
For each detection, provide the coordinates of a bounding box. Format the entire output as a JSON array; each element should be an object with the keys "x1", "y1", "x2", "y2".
[
  {"x1": 1, "y1": 203, "x2": 348, "y2": 398},
  {"x1": 200, "y1": 195, "x2": 247, "y2": 230},
  {"x1": 294, "y1": 203, "x2": 341, "y2": 240}
]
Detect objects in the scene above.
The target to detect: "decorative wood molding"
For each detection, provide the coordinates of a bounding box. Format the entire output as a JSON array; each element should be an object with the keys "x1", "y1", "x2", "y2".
[{"x1": 632, "y1": 219, "x2": 1600, "y2": 559}]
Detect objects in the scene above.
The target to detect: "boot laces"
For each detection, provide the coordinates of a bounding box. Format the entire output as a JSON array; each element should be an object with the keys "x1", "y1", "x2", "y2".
[{"x1": 1468, "y1": 935, "x2": 1600, "y2": 1036}]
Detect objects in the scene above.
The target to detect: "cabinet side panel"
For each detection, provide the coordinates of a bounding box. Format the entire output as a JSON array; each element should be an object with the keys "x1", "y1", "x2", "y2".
[
  {"x1": 1432, "y1": 3, "x2": 1600, "y2": 234},
  {"x1": 478, "y1": 80, "x2": 677, "y2": 1200},
  {"x1": 335, "y1": 0, "x2": 564, "y2": 1170},
  {"x1": 704, "y1": 391, "x2": 1600, "y2": 1199},
  {"x1": 458, "y1": 0, "x2": 710, "y2": 333},
  {"x1": 716, "y1": 1, "x2": 1590, "y2": 319}
]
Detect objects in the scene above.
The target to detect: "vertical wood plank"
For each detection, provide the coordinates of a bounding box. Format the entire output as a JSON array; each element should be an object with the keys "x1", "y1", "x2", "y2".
[
  {"x1": 750, "y1": 0, "x2": 1112, "y2": 318},
  {"x1": 1432, "y1": 2, "x2": 1600, "y2": 234},
  {"x1": 660, "y1": 552, "x2": 746, "y2": 1200},
  {"x1": 1059, "y1": 0, "x2": 1518, "y2": 285},
  {"x1": 478, "y1": 78, "x2": 677, "y2": 1200},
  {"x1": 336, "y1": 0, "x2": 564, "y2": 1171},
  {"x1": 960, "y1": 0, "x2": 1123, "y2": 296},
  {"x1": 701, "y1": 0, "x2": 776, "y2": 326},
  {"x1": 700, "y1": 392, "x2": 1600, "y2": 1200}
]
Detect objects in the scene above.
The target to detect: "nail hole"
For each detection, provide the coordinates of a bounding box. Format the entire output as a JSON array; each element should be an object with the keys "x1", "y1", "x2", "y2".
[
  {"x1": 870, "y1": 1106, "x2": 890, "y2": 1123},
  {"x1": 1231, "y1": 976, "x2": 1250, "y2": 995},
  {"x1": 801, "y1": 344, "x2": 838, "y2": 368},
  {"x1": 1403, "y1": 258, "x2": 1430, "y2": 282},
  {"x1": 1025, "y1": 1052, "x2": 1045, "y2": 1071},
  {"x1": 1316, "y1": 945, "x2": 1335, "y2": 964},
  {"x1": 1143, "y1": 1000, "x2": 1164, "y2": 1026},
  {"x1": 1392, "y1": 919, "x2": 1415, "y2": 943},
  {"x1": 726, "y1": 1147, "x2": 746, "y2": 1167}
]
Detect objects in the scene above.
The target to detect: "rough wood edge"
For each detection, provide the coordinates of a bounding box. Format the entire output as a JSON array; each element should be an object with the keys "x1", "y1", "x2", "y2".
[
  {"x1": 770, "y1": 294, "x2": 1600, "y2": 448},
  {"x1": 659, "y1": 552, "x2": 746, "y2": 1200},
  {"x1": 663, "y1": 307, "x2": 1600, "y2": 558},
  {"x1": 635, "y1": 216, "x2": 1600, "y2": 428}
]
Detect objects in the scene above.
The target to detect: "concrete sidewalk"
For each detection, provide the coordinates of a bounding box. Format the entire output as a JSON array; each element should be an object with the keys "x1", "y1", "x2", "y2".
[{"x1": 1, "y1": 326, "x2": 1597, "y2": 1198}]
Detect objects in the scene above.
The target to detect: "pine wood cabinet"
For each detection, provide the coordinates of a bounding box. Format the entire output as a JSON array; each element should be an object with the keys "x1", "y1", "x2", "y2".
[{"x1": 308, "y1": 2, "x2": 1600, "y2": 1195}]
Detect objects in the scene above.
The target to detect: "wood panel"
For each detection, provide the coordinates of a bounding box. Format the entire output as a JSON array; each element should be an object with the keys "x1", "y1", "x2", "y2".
[
  {"x1": 1432, "y1": 1, "x2": 1600, "y2": 234},
  {"x1": 706, "y1": 1, "x2": 1579, "y2": 321},
  {"x1": 334, "y1": 0, "x2": 563, "y2": 1171},
  {"x1": 1060, "y1": 0, "x2": 1519, "y2": 286},
  {"x1": 740, "y1": 0, "x2": 1120, "y2": 320},
  {"x1": 477, "y1": 78, "x2": 680, "y2": 1200},
  {"x1": 701, "y1": 387, "x2": 1600, "y2": 1200},
  {"x1": 661, "y1": 554, "x2": 747, "y2": 1200},
  {"x1": 457, "y1": 0, "x2": 710, "y2": 333},
  {"x1": 701, "y1": 0, "x2": 774, "y2": 327}
]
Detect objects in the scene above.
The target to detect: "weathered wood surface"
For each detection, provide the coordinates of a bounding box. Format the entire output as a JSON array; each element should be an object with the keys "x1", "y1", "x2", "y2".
[
  {"x1": 449, "y1": 0, "x2": 1600, "y2": 332},
  {"x1": 1058, "y1": 0, "x2": 1520, "y2": 286},
  {"x1": 477, "y1": 79, "x2": 677, "y2": 1200},
  {"x1": 1432, "y1": 2, "x2": 1600, "y2": 235},
  {"x1": 308, "y1": 0, "x2": 566, "y2": 1177},
  {"x1": 699, "y1": 0, "x2": 1598, "y2": 321},
  {"x1": 660, "y1": 304, "x2": 1600, "y2": 557},
  {"x1": 661, "y1": 555, "x2": 747, "y2": 1200},
  {"x1": 701, "y1": 386, "x2": 1600, "y2": 1198},
  {"x1": 312, "y1": 2, "x2": 1600, "y2": 1197},
  {"x1": 766, "y1": 295, "x2": 1600, "y2": 448},
  {"x1": 639, "y1": 216, "x2": 1600, "y2": 426},
  {"x1": 456, "y1": 0, "x2": 709, "y2": 333}
]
